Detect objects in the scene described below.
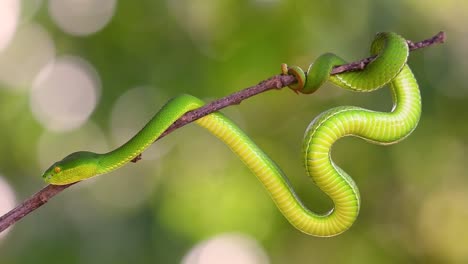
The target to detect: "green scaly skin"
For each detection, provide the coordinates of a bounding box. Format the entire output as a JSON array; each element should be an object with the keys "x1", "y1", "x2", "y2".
[{"x1": 43, "y1": 32, "x2": 421, "y2": 237}]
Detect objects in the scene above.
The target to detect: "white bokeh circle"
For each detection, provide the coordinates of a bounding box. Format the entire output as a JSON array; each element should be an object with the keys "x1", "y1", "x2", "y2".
[
  {"x1": 0, "y1": 176, "x2": 17, "y2": 241},
  {"x1": 0, "y1": 0, "x2": 20, "y2": 52},
  {"x1": 182, "y1": 233, "x2": 269, "y2": 264},
  {"x1": 48, "y1": 0, "x2": 117, "y2": 36},
  {"x1": 30, "y1": 56, "x2": 100, "y2": 132},
  {"x1": 0, "y1": 23, "x2": 55, "y2": 90}
]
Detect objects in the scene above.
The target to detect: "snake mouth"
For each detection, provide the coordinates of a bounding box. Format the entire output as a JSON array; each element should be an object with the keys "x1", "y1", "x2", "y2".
[
  {"x1": 42, "y1": 173, "x2": 53, "y2": 183},
  {"x1": 43, "y1": 175, "x2": 66, "y2": 185}
]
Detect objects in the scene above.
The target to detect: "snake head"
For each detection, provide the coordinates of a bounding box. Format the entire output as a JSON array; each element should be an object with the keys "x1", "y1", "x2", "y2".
[{"x1": 42, "y1": 151, "x2": 99, "y2": 185}]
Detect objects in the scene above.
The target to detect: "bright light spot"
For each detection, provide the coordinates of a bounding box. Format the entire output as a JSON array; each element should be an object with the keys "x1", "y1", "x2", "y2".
[
  {"x1": 0, "y1": 23, "x2": 55, "y2": 90},
  {"x1": 110, "y1": 86, "x2": 173, "y2": 161},
  {"x1": 182, "y1": 233, "x2": 269, "y2": 264},
  {"x1": 419, "y1": 188, "x2": 468, "y2": 262},
  {"x1": 48, "y1": 0, "x2": 117, "y2": 36},
  {"x1": 30, "y1": 56, "x2": 100, "y2": 132},
  {"x1": 0, "y1": 0, "x2": 20, "y2": 52},
  {"x1": 36, "y1": 122, "x2": 108, "y2": 172},
  {"x1": 0, "y1": 176, "x2": 17, "y2": 241}
]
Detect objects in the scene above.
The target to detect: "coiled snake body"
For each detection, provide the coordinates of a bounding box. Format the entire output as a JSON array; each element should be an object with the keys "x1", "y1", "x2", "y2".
[{"x1": 43, "y1": 32, "x2": 421, "y2": 237}]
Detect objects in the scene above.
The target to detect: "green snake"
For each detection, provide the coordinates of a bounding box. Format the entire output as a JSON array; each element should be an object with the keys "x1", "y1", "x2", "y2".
[{"x1": 42, "y1": 32, "x2": 421, "y2": 237}]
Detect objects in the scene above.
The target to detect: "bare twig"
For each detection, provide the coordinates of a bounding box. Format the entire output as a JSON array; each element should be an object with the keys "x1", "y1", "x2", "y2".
[{"x1": 0, "y1": 32, "x2": 445, "y2": 234}]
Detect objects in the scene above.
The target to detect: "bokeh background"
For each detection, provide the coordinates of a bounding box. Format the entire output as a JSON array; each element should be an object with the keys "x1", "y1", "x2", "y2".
[{"x1": 0, "y1": 0, "x2": 464, "y2": 263}]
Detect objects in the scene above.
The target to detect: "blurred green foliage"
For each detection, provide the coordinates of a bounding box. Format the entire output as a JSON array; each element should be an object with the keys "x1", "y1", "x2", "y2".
[{"x1": 0, "y1": 0, "x2": 466, "y2": 263}]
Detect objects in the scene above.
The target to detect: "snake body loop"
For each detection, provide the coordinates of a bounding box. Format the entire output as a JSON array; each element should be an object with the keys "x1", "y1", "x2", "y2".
[{"x1": 43, "y1": 32, "x2": 421, "y2": 237}]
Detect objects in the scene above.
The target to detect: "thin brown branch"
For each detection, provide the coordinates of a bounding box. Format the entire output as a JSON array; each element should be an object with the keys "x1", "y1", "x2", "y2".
[
  {"x1": 331, "y1": 31, "x2": 446, "y2": 74},
  {"x1": 0, "y1": 31, "x2": 445, "y2": 234}
]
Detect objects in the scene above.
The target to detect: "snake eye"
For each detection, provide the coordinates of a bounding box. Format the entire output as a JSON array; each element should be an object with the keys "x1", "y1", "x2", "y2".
[{"x1": 54, "y1": 167, "x2": 61, "y2": 173}]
